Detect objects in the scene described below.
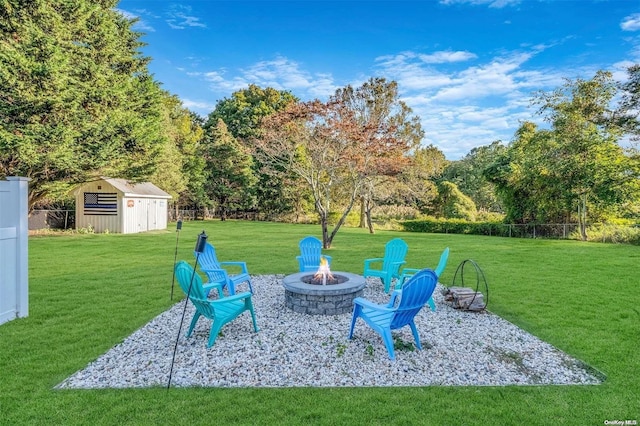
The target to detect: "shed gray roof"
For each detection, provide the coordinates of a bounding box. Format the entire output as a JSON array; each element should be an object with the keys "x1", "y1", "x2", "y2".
[{"x1": 103, "y1": 178, "x2": 172, "y2": 199}]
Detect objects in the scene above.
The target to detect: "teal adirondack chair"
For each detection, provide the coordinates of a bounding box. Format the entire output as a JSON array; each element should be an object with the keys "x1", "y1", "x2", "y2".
[
  {"x1": 296, "y1": 236, "x2": 332, "y2": 272},
  {"x1": 348, "y1": 268, "x2": 438, "y2": 360},
  {"x1": 195, "y1": 242, "x2": 253, "y2": 295},
  {"x1": 174, "y1": 261, "x2": 258, "y2": 348},
  {"x1": 395, "y1": 247, "x2": 450, "y2": 311},
  {"x1": 363, "y1": 238, "x2": 408, "y2": 293}
]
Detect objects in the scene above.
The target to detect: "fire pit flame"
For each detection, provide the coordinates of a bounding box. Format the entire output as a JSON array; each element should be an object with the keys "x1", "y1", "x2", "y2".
[{"x1": 313, "y1": 256, "x2": 334, "y2": 285}]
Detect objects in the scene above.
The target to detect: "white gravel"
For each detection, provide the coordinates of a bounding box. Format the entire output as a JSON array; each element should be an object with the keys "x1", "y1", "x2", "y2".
[{"x1": 56, "y1": 275, "x2": 603, "y2": 389}]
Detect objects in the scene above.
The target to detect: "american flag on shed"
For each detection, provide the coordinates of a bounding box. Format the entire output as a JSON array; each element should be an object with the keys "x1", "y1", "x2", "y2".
[{"x1": 83, "y1": 192, "x2": 118, "y2": 215}]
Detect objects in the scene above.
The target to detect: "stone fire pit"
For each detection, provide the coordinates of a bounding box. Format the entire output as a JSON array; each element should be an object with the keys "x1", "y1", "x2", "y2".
[{"x1": 282, "y1": 271, "x2": 366, "y2": 315}]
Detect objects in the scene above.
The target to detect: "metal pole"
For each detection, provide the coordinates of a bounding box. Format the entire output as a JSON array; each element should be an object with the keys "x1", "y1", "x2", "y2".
[
  {"x1": 169, "y1": 219, "x2": 183, "y2": 300},
  {"x1": 167, "y1": 230, "x2": 207, "y2": 390}
]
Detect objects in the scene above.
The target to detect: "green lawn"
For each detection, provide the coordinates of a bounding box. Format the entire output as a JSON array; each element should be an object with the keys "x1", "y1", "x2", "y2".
[{"x1": 1, "y1": 220, "x2": 638, "y2": 425}]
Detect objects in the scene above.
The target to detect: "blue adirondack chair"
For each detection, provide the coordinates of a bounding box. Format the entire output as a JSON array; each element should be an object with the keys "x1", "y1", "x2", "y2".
[
  {"x1": 174, "y1": 261, "x2": 258, "y2": 348},
  {"x1": 195, "y1": 242, "x2": 253, "y2": 295},
  {"x1": 395, "y1": 247, "x2": 450, "y2": 311},
  {"x1": 348, "y1": 268, "x2": 438, "y2": 360},
  {"x1": 363, "y1": 238, "x2": 408, "y2": 293},
  {"x1": 296, "y1": 236, "x2": 332, "y2": 272}
]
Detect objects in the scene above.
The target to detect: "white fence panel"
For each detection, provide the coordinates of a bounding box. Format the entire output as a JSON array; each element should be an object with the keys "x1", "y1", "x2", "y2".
[{"x1": 0, "y1": 177, "x2": 29, "y2": 325}]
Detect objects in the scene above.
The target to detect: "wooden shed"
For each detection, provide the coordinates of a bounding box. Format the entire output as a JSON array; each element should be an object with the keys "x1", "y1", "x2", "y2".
[{"x1": 75, "y1": 178, "x2": 171, "y2": 234}]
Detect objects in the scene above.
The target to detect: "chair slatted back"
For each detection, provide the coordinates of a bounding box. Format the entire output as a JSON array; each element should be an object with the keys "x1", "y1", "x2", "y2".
[
  {"x1": 434, "y1": 247, "x2": 450, "y2": 278},
  {"x1": 382, "y1": 238, "x2": 408, "y2": 270},
  {"x1": 391, "y1": 268, "x2": 437, "y2": 330},
  {"x1": 299, "y1": 236, "x2": 322, "y2": 267},
  {"x1": 175, "y1": 261, "x2": 208, "y2": 299},
  {"x1": 195, "y1": 242, "x2": 221, "y2": 270}
]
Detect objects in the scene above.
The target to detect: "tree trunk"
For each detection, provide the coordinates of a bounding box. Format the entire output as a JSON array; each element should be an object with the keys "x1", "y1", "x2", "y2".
[
  {"x1": 359, "y1": 196, "x2": 366, "y2": 228},
  {"x1": 578, "y1": 193, "x2": 587, "y2": 241},
  {"x1": 320, "y1": 213, "x2": 330, "y2": 249},
  {"x1": 220, "y1": 200, "x2": 226, "y2": 221},
  {"x1": 364, "y1": 196, "x2": 374, "y2": 234},
  {"x1": 366, "y1": 208, "x2": 374, "y2": 234}
]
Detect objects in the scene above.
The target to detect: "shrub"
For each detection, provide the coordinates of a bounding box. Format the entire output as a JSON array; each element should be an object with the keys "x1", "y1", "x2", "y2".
[
  {"x1": 572, "y1": 223, "x2": 640, "y2": 245},
  {"x1": 401, "y1": 218, "x2": 506, "y2": 236},
  {"x1": 372, "y1": 205, "x2": 421, "y2": 220},
  {"x1": 327, "y1": 210, "x2": 360, "y2": 227}
]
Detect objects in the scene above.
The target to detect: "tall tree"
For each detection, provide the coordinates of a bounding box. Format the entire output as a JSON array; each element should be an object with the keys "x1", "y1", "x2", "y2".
[
  {"x1": 612, "y1": 63, "x2": 640, "y2": 141},
  {"x1": 333, "y1": 78, "x2": 422, "y2": 232},
  {"x1": 151, "y1": 93, "x2": 206, "y2": 217},
  {"x1": 442, "y1": 141, "x2": 505, "y2": 213},
  {"x1": 207, "y1": 84, "x2": 297, "y2": 141},
  {"x1": 487, "y1": 121, "x2": 590, "y2": 224},
  {"x1": 0, "y1": 0, "x2": 165, "y2": 209},
  {"x1": 399, "y1": 145, "x2": 447, "y2": 214},
  {"x1": 203, "y1": 119, "x2": 257, "y2": 220},
  {"x1": 534, "y1": 71, "x2": 635, "y2": 239},
  {"x1": 256, "y1": 99, "x2": 363, "y2": 248},
  {"x1": 434, "y1": 181, "x2": 477, "y2": 221},
  {"x1": 486, "y1": 72, "x2": 640, "y2": 237},
  {"x1": 207, "y1": 85, "x2": 299, "y2": 216}
]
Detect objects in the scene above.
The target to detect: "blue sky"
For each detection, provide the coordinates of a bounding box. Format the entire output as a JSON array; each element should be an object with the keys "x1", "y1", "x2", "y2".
[{"x1": 116, "y1": 0, "x2": 640, "y2": 160}]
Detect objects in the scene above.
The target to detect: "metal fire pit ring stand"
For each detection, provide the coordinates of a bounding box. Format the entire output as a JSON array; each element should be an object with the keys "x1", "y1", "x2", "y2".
[{"x1": 444, "y1": 259, "x2": 489, "y2": 311}]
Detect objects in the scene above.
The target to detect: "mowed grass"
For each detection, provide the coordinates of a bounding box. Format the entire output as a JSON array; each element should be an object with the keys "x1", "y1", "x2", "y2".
[{"x1": 0, "y1": 220, "x2": 638, "y2": 425}]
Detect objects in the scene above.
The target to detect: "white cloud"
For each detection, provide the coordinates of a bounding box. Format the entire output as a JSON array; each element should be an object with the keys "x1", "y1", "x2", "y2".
[
  {"x1": 621, "y1": 13, "x2": 640, "y2": 31},
  {"x1": 375, "y1": 53, "x2": 456, "y2": 91},
  {"x1": 439, "y1": 0, "x2": 521, "y2": 8},
  {"x1": 166, "y1": 5, "x2": 206, "y2": 30},
  {"x1": 181, "y1": 99, "x2": 216, "y2": 113},
  {"x1": 371, "y1": 45, "x2": 583, "y2": 158},
  {"x1": 199, "y1": 56, "x2": 337, "y2": 100},
  {"x1": 201, "y1": 70, "x2": 249, "y2": 93},
  {"x1": 418, "y1": 50, "x2": 478, "y2": 63},
  {"x1": 307, "y1": 73, "x2": 338, "y2": 98}
]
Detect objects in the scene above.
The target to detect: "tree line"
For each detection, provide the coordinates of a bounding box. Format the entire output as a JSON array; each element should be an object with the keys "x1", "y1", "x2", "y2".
[{"x1": 2, "y1": 1, "x2": 639, "y2": 246}]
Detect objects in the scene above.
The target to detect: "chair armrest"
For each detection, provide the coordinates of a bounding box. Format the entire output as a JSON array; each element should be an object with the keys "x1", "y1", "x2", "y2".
[
  {"x1": 353, "y1": 297, "x2": 393, "y2": 312},
  {"x1": 219, "y1": 261, "x2": 249, "y2": 274},
  {"x1": 397, "y1": 268, "x2": 420, "y2": 287},
  {"x1": 212, "y1": 291, "x2": 253, "y2": 304},
  {"x1": 363, "y1": 257, "x2": 384, "y2": 269},
  {"x1": 203, "y1": 282, "x2": 224, "y2": 298},
  {"x1": 390, "y1": 260, "x2": 406, "y2": 269},
  {"x1": 385, "y1": 289, "x2": 402, "y2": 310},
  {"x1": 399, "y1": 267, "x2": 420, "y2": 276}
]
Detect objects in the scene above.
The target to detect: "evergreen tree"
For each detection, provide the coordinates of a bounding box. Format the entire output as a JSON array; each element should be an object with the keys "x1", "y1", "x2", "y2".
[
  {"x1": 203, "y1": 119, "x2": 257, "y2": 220},
  {"x1": 206, "y1": 85, "x2": 299, "y2": 217},
  {"x1": 0, "y1": 0, "x2": 165, "y2": 208},
  {"x1": 151, "y1": 93, "x2": 206, "y2": 217}
]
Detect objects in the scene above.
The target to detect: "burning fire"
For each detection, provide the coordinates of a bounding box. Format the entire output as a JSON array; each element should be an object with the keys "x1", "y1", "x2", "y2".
[{"x1": 313, "y1": 256, "x2": 334, "y2": 285}]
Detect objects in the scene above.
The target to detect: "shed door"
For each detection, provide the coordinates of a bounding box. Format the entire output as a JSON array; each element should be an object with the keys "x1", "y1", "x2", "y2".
[
  {"x1": 138, "y1": 200, "x2": 149, "y2": 232},
  {"x1": 148, "y1": 200, "x2": 158, "y2": 230}
]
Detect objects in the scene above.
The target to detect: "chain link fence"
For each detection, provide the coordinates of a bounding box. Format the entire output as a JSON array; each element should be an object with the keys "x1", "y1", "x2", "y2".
[{"x1": 29, "y1": 209, "x2": 75, "y2": 230}]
